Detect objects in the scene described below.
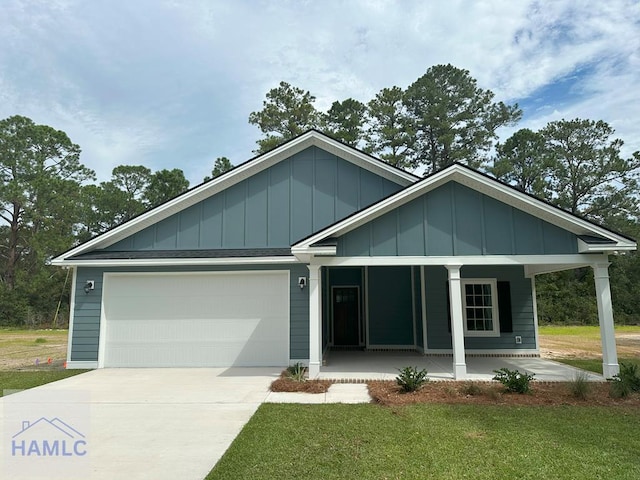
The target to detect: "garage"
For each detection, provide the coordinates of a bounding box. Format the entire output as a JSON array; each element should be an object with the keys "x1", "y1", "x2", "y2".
[{"x1": 99, "y1": 271, "x2": 290, "y2": 367}]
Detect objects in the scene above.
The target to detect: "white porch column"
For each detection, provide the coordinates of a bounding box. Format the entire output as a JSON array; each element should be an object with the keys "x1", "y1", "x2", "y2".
[
  {"x1": 446, "y1": 265, "x2": 467, "y2": 379},
  {"x1": 593, "y1": 262, "x2": 619, "y2": 378},
  {"x1": 307, "y1": 263, "x2": 322, "y2": 379}
]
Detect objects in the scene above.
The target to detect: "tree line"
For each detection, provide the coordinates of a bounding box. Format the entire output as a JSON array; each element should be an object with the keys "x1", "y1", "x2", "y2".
[{"x1": 1, "y1": 64, "x2": 639, "y2": 327}]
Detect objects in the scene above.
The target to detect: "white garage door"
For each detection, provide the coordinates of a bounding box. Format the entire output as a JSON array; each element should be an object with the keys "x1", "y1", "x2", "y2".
[{"x1": 101, "y1": 271, "x2": 289, "y2": 367}]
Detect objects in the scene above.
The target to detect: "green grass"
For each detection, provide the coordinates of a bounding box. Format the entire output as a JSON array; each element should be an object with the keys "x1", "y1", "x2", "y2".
[
  {"x1": 538, "y1": 325, "x2": 640, "y2": 338},
  {"x1": 0, "y1": 370, "x2": 87, "y2": 396},
  {"x1": 555, "y1": 357, "x2": 640, "y2": 375},
  {"x1": 207, "y1": 404, "x2": 640, "y2": 480}
]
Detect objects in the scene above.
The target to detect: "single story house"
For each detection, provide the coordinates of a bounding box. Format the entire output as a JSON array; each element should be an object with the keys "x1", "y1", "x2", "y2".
[{"x1": 52, "y1": 130, "x2": 636, "y2": 378}]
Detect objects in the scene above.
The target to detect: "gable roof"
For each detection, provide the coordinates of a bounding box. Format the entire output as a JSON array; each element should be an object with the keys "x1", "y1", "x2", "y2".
[
  {"x1": 292, "y1": 162, "x2": 637, "y2": 256},
  {"x1": 52, "y1": 130, "x2": 418, "y2": 264}
]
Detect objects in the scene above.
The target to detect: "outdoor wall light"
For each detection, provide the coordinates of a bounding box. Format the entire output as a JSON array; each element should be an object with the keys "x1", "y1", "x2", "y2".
[
  {"x1": 298, "y1": 277, "x2": 307, "y2": 289},
  {"x1": 84, "y1": 280, "x2": 95, "y2": 294}
]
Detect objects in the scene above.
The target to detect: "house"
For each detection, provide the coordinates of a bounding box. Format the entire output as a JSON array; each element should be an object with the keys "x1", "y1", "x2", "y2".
[{"x1": 52, "y1": 130, "x2": 636, "y2": 379}]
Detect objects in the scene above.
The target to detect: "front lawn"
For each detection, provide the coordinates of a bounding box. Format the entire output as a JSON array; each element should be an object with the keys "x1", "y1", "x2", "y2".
[
  {"x1": 0, "y1": 370, "x2": 87, "y2": 396},
  {"x1": 555, "y1": 357, "x2": 640, "y2": 374},
  {"x1": 207, "y1": 404, "x2": 640, "y2": 480}
]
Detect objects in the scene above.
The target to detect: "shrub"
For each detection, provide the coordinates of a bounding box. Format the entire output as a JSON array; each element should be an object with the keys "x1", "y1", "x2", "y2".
[
  {"x1": 568, "y1": 371, "x2": 591, "y2": 400},
  {"x1": 609, "y1": 362, "x2": 640, "y2": 398},
  {"x1": 492, "y1": 368, "x2": 535, "y2": 394},
  {"x1": 35, "y1": 338, "x2": 47, "y2": 344},
  {"x1": 461, "y1": 382, "x2": 484, "y2": 396},
  {"x1": 396, "y1": 366, "x2": 429, "y2": 393},
  {"x1": 285, "y1": 362, "x2": 307, "y2": 383}
]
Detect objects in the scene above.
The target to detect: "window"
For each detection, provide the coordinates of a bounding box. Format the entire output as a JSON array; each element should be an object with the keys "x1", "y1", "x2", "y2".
[{"x1": 461, "y1": 279, "x2": 500, "y2": 337}]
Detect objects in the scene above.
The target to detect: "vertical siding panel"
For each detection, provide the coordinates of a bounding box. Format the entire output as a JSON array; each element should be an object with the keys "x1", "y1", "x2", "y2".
[
  {"x1": 222, "y1": 182, "x2": 246, "y2": 247},
  {"x1": 513, "y1": 210, "x2": 543, "y2": 254},
  {"x1": 425, "y1": 185, "x2": 454, "y2": 256},
  {"x1": 200, "y1": 194, "x2": 224, "y2": 248},
  {"x1": 155, "y1": 216, "x2": 178, "y2": 249},
  {"x1": 132, "y1": 228, "x2": 155, "y2": 250},
  {"x1": 268, "y1": 159, "x2": 291, "y2": 247},
  {"x1": 453, "y1": 184, "x2": 482, "y2": 255},
  {"x1": 245, "y1": 171, "x2": 269, "y2": 247},
  {"x1": 371, "y1": 212, "x2": 398, "y2": 256},
  {"x1": 336, "y1": 161, "x2": 359, "y2": 218},
  {"x1": 290, "y1": 150, "x2": 314, "y2": 243},
  {"x1": 398, "y1": 198, "x2": 426, "y2": 256},
  {"x1": 483, "y1": 196, "x2": 514, "y2": 254},
  {"x1": 359, "y1": 169, "x2": 383, "y2": 208},
  {"x1": 177, "y1": 203, "x2": 201, "y2": 249},
  {"x1": 313, "y1": 149, "x2": 337, "y2": 232}
]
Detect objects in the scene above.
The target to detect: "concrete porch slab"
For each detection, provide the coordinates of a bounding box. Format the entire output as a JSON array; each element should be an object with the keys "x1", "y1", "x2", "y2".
[{"x1": 317, "y1": 350, "x2": 604, "y2": 382}]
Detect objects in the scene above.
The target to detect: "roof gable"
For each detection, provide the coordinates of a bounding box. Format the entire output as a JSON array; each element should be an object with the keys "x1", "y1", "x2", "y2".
[
  {"x1": 293, "y1": 163, "x2": 636, "y2": 256},
  {"x1": 53, "y1": 131, "x2": 418, "y2": 263}
]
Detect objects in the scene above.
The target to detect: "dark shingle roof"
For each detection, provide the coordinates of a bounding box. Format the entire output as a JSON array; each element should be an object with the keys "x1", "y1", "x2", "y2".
[{"x1": 71, "y1": 248, "x2": 293, "y2": 260}]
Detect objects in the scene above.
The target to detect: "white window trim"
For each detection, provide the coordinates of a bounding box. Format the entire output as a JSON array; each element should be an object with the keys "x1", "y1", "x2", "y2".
[{"x1": 461, "y1": 278, "x2": 500, "y2": 337}]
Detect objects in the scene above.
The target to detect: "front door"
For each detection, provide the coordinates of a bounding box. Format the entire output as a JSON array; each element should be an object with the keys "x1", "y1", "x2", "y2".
[{"x1": 332, "y1": 286, "x2": 360, "y2": 346}]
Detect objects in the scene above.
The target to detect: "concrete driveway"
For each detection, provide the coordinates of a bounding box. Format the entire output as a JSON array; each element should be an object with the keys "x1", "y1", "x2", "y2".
[{"x1": 1, "y1": 368, "x2": 279, "y2": 480}]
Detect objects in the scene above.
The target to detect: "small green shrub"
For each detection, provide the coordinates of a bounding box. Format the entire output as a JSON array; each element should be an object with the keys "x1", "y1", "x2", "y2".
[
  {"x1": 461, "y1": 382, "x2": 484, "y2": 396},
  {"x1": 34, "y1": 338, "x2": 47, "y2": 344},
  {"x1": 609, "y1": 362, "x2": 640, "y2": 398},
  {"x1": 492, "y1": 368, "x2": 535, "y2": 394},
  {"x1": 568, "y1": 371, "x2": 591, "y2": 400},
  {"x1": 286, "y1": 362, "x2": 307, "y2": 383},
  {"x1": 396, "y1": 366, "x2": 429, "y2": 393}
]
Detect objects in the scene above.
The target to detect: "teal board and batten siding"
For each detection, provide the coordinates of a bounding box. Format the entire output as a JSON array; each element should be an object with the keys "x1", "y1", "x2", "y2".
[
  {"x1": 338, "y1": 182, "x2": 579, "y2": 256},
  {"x1": 424, "y1": 265, "x2": 535, "y2": 350},
  {"x1": 367, "y1": 266, "x2": 414, "y2": 346},
  {"x1": 70, "y1": 264, "x2": 309, "y2": 362},
  {"x1": 104, "y1": 146, "x2": 404, "y2": 252}
]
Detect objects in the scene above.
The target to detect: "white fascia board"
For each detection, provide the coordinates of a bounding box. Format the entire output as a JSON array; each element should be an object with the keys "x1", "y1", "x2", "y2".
[
  {"x1": 291, "y1": 245, "x2": 336, "y2": 256},
  {"x1": 53, "y1": 131, "x2": 416, "y2": 263},
  {"x1": 293, "y1": 164, "x2": 637, "y2": 251},
  {"x1": 51, "y1": 256, "x2": 300, "y2": 267},
  {"x1": 311, "y1": 254, "x2": 602, "y2": 267}
]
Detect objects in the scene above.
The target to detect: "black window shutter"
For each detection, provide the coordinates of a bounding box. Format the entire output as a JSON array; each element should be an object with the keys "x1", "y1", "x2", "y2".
[
  {"x1": 446, "y1": 282, "x2": 451, "y2": 333},
  {"x1": 497, "y1": 281, "x2": 512, "y2": 333}
]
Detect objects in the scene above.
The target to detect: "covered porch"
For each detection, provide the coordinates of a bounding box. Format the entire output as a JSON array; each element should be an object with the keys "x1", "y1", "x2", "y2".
[
  {"x1": 305, "y1": 256, "x2": 622, "y2": 380},
  {"x1": 317, "y1": 350, "x2": 605, "y2": 382}
]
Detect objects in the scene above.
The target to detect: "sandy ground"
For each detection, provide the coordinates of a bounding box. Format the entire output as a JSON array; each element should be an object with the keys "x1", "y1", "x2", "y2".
[
  {"x1": 539, "y1": 333, "x2": 640, "y2": 359},
  {"x1": 0, "y1": 330, "x2": 68, "y2": 370}
]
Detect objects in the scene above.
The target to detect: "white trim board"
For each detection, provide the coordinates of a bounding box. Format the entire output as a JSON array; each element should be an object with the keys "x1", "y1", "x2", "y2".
[
  {"x1": 53, "y1": 256, "x2": 300, "y2": 267},
  {"x1": 66, "y1": 361, "x2": 98, "y2": 369},
  {"x1": 309, "y1": 254, "x2": 607, "y2": 268}
]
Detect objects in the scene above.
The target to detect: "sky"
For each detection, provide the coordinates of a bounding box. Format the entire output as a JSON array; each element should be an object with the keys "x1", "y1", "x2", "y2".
[{"x1": 1, "y1": 0, "x2": 639, "y2": 186}]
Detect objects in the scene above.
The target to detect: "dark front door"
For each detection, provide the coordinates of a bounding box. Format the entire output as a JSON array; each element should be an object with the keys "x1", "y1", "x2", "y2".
[{"x1": 332, "y1": 287, "x2": 360, "y2": 346}]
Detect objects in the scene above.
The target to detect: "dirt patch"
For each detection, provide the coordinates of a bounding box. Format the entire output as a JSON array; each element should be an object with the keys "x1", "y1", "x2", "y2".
[
  {"x1": 539, "y1": 332, "x2": 640, "y2": 359},
  {"x1": 270, "y1": 377, "x2": 332, "y2": 393},
  {"x1": 368, "y1": 380, "x2": 640, "y2": 407}
]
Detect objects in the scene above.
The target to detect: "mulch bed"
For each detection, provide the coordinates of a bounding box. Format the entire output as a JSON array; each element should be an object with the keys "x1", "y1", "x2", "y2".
[
  {"x1": 368, "y1": 380, "x2": 640, "y2": 407},
  {"x1": 270, "y1": 376, "x2": 332, "y2": 393}
]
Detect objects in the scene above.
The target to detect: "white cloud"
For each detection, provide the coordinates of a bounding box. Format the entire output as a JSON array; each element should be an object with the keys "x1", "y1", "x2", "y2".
[{"x1": 0, "y1": 0, "x2": 639, "y2": 185}]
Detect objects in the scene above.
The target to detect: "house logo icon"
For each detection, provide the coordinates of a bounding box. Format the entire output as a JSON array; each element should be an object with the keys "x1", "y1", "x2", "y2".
[{"x1": 11, "y1": 417, "x2": 87, "y2": 457}]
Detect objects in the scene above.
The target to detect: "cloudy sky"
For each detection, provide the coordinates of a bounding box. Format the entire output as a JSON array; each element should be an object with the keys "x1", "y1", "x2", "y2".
[{"x1": 1, "y1": 0, "x2": 639, "y2": 185}]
